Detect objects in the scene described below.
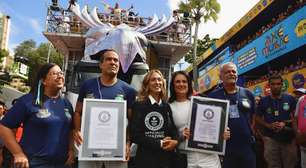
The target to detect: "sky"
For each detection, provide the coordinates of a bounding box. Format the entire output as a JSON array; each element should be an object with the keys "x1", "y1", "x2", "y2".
[{"x1": 0, "y1": 0, "x2": 258, "y2": 68}]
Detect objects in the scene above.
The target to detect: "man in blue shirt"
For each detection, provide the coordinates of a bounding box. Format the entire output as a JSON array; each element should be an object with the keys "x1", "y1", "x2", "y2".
[
  {"x1": 208, "y1": 62, "x2": 256, "y2": 168},
  {"x1": 73, "y1": 49, "x2": 137, "y2": 168},
  {"x1": 255, "y1": 74, "x2": 297, "y2": 168}
]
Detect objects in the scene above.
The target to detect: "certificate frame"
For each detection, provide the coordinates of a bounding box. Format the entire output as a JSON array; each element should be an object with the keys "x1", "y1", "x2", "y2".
[
  {"x1": 79, "y1": 98, "x2": 126, "y2": 161},
  {"x1": 185, "y1": 96, "x2": 229, "y2": 155}
]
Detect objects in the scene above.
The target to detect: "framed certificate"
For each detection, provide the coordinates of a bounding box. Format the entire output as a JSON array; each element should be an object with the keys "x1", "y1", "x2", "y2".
[
  {"x1": 79, "y1": 98, "x2": 127, "y2": 161},
  {"x1": 185, "y1": 96, "x2": 229, "y2": 155}
]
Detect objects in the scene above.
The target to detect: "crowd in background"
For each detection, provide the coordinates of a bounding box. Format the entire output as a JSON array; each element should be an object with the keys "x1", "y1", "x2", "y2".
[
  {"x1": 245, "y1": 60, "x2": 305, "y2": 87},
  {"x1": 231, "y1": 0, "x2": 305, "y2": 53}
]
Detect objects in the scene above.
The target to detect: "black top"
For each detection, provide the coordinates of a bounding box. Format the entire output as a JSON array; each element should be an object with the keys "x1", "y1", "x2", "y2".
[{"x1": 131, "y1": 99, "x2": 178, "y2": 168}]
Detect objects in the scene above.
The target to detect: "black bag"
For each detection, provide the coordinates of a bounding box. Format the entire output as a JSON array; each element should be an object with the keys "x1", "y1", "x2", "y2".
[{"x1": 169, "y1": 150, "x2": 187, "y2": 168}]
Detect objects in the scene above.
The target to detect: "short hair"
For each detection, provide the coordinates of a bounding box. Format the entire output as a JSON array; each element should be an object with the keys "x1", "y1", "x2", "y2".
[
  {"x1": 268, "y1": 74, "x2": 283, "y2": 83},
  {"x1": 91, "y1": 49, "x2": 117, "y2": 63},
  {"x1": 219, "y1": 62, "x2": 237, "y2": 75},
  {"x1": 168, "y1": 71, "x2": 193, "y2": 103},
  {"x1": 138, "y1": 69, "x2": 167, "y2": 102}
]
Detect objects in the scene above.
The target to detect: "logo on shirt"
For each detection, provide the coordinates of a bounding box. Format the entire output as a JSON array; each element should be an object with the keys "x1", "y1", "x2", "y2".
[
  {"x1": 98, "y1": 111, "x2": 111, "y2": 123},
  {"x1": 241, "y1": 99, "x2": 251, "y2": 109},
  {"x1": 203, "y1": 108, "x2": 214, "y2": 120},
  {"x1": 36, "y1": 109, "x2": 51, "y2": 118},
  {"x1": 145, "y1": 112, "x2": 164, "y2": 131},
  {"x1": 266, "y1": 107, "x2": 272, "y2": 114},
  {"x1": 283, "y1": 102, "x2": 290, "y2": 111}
]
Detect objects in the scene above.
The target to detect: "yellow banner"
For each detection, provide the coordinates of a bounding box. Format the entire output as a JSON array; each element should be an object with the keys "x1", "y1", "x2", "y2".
[
  {"x1": 198, "y1": 66, "x2": 220, "y2": 92},
  {"x1": 248, "y1": 68, "x2": 306, "y2": 96}
]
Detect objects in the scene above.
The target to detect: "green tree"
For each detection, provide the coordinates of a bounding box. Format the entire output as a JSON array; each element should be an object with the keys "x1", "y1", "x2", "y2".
[
  {"x1": 14, "y1": 39, "x2": 36, "y2": 58},
  {"x1": 184, "y1": 34, "x2": 217, "y2": 63},
  {"x1": 0, "y1": 49, "x2": 9, "y2": 62},
  {"x1": 14, "y1": 40, "x2": 64, "y2": 87},
  {"x1": 179, "y1": 0, "x2": 220, "y2": 90}
]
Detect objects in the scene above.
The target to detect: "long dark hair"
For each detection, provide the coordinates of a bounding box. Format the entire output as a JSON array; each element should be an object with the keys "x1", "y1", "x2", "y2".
[
  {"x1": 169, "y1": 71, "x2": 193, "y2": 103},
  {"x1": 30, "y1": 63, "x2": 58, "y2": 107}
]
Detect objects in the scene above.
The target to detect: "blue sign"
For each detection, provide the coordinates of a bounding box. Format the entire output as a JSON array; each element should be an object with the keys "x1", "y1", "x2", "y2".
[
  {"x1": 230, "y1": 6, "x2": 306, "y2": 75},
  {"x1": 292, "y1": 73, "x2": 305, "y2": 89},
  {"x1": 204, "y1": 75, "x2": 211, "y2": 89},
  {"x1": 198, "y1": 47, "x2": 230, "y2": 76}
]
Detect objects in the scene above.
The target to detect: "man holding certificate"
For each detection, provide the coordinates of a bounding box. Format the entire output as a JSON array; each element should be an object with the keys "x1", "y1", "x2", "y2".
[
  {"x1": 208, "y1": 62, "x2": 256, "y2": 168},
  {"x1": 73, "y1": 49, "x2": 137, "y2": 168}
]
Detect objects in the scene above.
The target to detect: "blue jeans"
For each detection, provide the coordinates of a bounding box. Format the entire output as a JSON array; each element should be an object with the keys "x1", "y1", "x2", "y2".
[{"x1": 28, "y1": 157, "x2": 71, "y2": 168}]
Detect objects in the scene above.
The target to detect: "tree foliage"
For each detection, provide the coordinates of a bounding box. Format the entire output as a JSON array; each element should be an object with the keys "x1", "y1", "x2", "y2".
[
  {"x1": 185, "y1": 34, "x2": 217, "y2": 63},
  {"x1": 0, "y1": 49, "x2": 9, "y2": 63},
  {"x1": 179, "y1": 0, "x2": 220, "y2": 90},
  {"x1": 14, "y1": 39, "x2": 64, "y2": 87}
]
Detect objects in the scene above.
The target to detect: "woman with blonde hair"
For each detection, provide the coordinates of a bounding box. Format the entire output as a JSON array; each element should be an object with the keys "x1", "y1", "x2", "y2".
[{"x1": 131, "y1": 69, "x2": 178, "y2": 168}]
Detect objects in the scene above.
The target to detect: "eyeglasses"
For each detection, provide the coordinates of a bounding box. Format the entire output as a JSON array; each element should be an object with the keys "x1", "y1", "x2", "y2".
[{"x1": 50, "y1": 71, "x2": 64, "y2": 77}]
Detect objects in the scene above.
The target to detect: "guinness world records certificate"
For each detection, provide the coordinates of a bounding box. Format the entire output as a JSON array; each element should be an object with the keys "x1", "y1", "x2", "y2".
[
  {"x1": 185, "y1": 96, "x2": 229, "y2": 155},
  {"x1": 79, "y1": 99, "x2": 126, "y2": 161}
]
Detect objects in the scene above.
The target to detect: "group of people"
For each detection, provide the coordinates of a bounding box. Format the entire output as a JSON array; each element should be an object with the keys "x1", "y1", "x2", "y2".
[{"x1": 0, "y1": 49, "x2": 305, "y2": 168}]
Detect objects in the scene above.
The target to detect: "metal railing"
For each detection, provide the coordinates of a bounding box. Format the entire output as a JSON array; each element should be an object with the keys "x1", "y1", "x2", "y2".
[{"x1": 45, "y1": 8, "x2": 192, "y2": 44}]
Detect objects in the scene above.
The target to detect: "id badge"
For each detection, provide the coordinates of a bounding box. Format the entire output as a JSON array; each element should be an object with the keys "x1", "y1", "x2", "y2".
[
  {"x1": 274, "y1": 110, "x2": 279, "y2": 116},
  {"x1": 229, "y1": 104, "x2": 240, "y2": 119}
]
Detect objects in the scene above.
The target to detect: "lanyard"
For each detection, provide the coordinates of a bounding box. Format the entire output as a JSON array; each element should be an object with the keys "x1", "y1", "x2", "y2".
[{"x1": 96, "y1": 77, "x2": 103, "y2": 99}]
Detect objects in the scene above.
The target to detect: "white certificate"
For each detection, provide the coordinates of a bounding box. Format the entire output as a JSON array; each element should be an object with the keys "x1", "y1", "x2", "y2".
[
  {"x1": 193, "y1": 104, "x2": 222, "y2": 144},
  {"x1": 88, "y1": 107, "x2": 118, "y2": 149}
]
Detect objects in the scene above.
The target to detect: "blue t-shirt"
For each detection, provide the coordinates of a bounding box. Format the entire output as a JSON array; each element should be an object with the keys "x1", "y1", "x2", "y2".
[
  {"x1": 256, "y1": 94, "x2": 296, "y2": 137},
  {"x1": 77, "y1": 78, "x2": 137, "y2": 109},
  {"x1": 0, "y1": 93, "x2": 73, "y2": 162},
  {"x1": 208, "y1": 87, "x2": 255, "y2": 150}
]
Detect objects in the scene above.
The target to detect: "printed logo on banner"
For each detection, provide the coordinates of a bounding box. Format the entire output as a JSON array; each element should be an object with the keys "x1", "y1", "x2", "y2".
[
  {"x1": 282, "y1": 79, "x2": 289, "y2": 92},
  {"x1": 205, "y1": 75, "x2": 211, "y2": 89},
  {"x1": 292, "y1": 73, "x2": 305, "y2": 89},
  {"x1": 295, "y1": 19, "x2": 306, "y2": 37},
  {"x1": 262, "y1": 26, "x2": 289, "y2": 57},
  {"x1": 253, "y1": 86, "x2": 263, "y2": 96},
  {"x1": 145, "y1": 112, "x2": 164, "y2": 131}
]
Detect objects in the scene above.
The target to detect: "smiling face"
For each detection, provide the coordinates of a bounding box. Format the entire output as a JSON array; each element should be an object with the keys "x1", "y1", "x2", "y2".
[
  {"x1": 99, "y1": 50, "x2": 120, "y2": 77},
  {"x1": 42, "y1": 65, "x2": 64, "y2": 91},
  {"x1": 220, "y1": 63, "x2": 238, "y2": 86},
  {"x1": 173, "y1": 74, "x2": 189, "y2": 98},
  {"x1": 148, "y1": 72, "x2": 163, "y2": 96}
]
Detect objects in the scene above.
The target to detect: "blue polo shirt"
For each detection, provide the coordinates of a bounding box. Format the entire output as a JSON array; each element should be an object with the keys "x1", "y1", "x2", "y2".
[
  {"x1": 0, "y1": 93, "x2": 73, "y2": 163},
  {"x1": 256, "y1": 94, "x2": 296, "y2": 138},
  {"x1": 77, "y1": 77, "x2": 136, "y2": 109},
  {"x1": 208, "y1": 87, "x2": 255, "y2": 150}
]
